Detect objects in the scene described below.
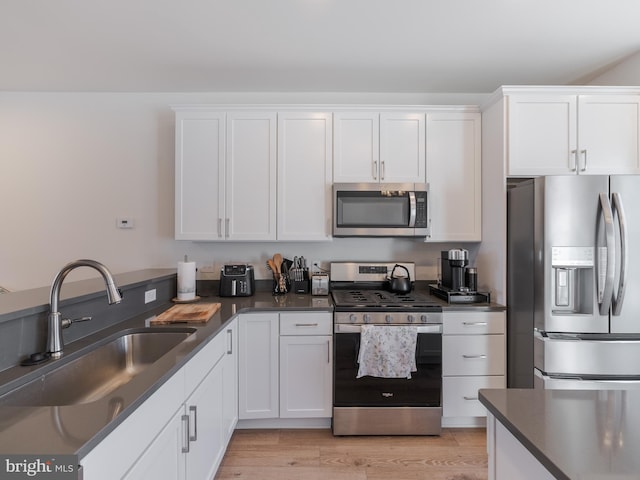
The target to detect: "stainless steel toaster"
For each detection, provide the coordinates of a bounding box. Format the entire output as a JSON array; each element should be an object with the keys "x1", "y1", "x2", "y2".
[{"x1": 219, "y1": 264, "x2": 255, "y2": 297}]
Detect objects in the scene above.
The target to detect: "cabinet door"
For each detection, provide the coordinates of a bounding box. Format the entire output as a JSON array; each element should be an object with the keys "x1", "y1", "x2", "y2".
[
  {"x1": 238, "y1": 313, "x2": 280, "y2": 419},
  {"x1": 123, "y1": 409, "x2": 186, "y2": 480},
  {"x1": 277, "y1": 112, "x2": 333, "y2": 241},
  {"x1": 226, "y1": 112, "x2": 277, "y2": 240},
  {"x1": 507, "y1": 95, "x2": 578, "y2": 176},
  {"x1": 222, "y1": 320, "x2": 238, "y2": 442},
  {"x1": 279, "y1": 335, "x2": 333, "y2": 418},
  {"x1": 578, "y1": 95, "x2": 640, "y2": 174},
  {"x1": 426, "y1": 112, "x2": 481, "y2": 242},
  {"x1": 379, "y1": 113, "x2": 426, "y2": 183},
  {"x1": 185, "y1": 359, "x2": 225, "y2": 480},
  {"x1": 175, "y1": 111, "x2": 225, "y2": 240},
  {"x1": 333, "y1": 112, "x2": 380, "y2": 182}
]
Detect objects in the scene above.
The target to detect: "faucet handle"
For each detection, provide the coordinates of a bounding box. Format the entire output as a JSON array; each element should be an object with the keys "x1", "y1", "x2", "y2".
[{"x1": 61, "y1": 316, "x2": 93, "y2": 329}]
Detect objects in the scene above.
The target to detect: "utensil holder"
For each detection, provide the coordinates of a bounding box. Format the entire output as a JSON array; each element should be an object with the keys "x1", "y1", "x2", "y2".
[{"x1": 272, "y1": 272, "x2": 290, "y2": 295}]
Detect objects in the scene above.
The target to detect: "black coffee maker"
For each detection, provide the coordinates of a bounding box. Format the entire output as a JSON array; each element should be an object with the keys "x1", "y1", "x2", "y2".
[{"x1": 440, "y1": 249, "x2": 469, "y2": 291}]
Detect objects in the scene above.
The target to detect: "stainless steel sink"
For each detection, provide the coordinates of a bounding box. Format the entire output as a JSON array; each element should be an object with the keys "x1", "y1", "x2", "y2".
[{"x1": 0, "y1": 328, "x2": 196, "y2": 406}]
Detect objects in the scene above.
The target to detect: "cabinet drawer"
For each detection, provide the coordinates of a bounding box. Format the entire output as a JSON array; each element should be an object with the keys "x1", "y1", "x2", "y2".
[
  {"x1": 443, "y1": 311, "x2": 505, "y2": 335},
  {"x1": 443, "y1": 335, "x2": 505, "y2": 376},
  {"x1": 279, "y1": 312, "x2": 332, "y2": 336},
  {"x1": 443, "y1": 375, "x2": 505, "y2": 418}
]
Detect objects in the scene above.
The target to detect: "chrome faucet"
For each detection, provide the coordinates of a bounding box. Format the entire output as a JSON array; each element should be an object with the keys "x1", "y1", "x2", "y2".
[{"x1": 47, "y1": 259, "x2": 122, "y2": 359}]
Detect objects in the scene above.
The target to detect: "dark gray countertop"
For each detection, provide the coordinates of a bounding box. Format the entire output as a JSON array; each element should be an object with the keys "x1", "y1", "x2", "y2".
[
  {"x1": 0, "y1": 288, "x2": 332, "y2": 459},
  {"x1": 0, "y1": 269, "x2": 502, "y2": 460},
  {"x1": 480, "y1": 388, "x2": 640, "y2": 480}
]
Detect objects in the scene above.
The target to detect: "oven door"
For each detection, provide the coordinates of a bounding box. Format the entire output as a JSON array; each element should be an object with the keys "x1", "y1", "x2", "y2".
[{"x1": 334, "y1": 324, "x2": 442, "y2": 407}]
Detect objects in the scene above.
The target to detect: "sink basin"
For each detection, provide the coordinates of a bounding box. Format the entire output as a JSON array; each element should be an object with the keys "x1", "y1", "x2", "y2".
[{"x1": 0, "y1": 328, "x2": 196, "y2": 406}]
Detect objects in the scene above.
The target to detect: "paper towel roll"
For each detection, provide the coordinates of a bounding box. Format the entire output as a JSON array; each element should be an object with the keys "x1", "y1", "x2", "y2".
[{"x1": 177, "y1": 261, "x2": 196, "y2": 301}]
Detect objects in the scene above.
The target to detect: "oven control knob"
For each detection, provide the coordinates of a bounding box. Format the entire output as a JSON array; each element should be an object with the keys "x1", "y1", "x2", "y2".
[
  {"x1": 420, "y1": 314, "x2": 429, "y2": 323},
  {"x1": 349, "y1": 314, "x2": 357, "y2": 323},
  {"x1": 407, "y1": 315, "x2": 415, "y2": 323},
  {"x1": 385, "y1": 315, "x2": 392, "y2": 324},
  {"x1": 363, "y1": 314, "x2": 371, "y2": 324}
]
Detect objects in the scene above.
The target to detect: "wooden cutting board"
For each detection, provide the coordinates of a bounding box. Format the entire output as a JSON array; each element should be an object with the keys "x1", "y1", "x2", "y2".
[{"x1": 150, "y1": 303, "x2": 221, "y2": 325}]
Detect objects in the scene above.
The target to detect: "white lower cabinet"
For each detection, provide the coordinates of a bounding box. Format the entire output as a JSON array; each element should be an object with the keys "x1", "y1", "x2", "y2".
[
  {"x1": 442, "y1": 311, "x2": 505, "y2": 425},
  {"x1": 238, "y1": 312, "x2": 280, "y2": 419},
  {"x1": 238, "y1": 311, "x2": 333, "y2": 422},
  {"x1": 83, "y1": 319, "x2": 238, "y2": 480},
  {"x1": 279, "y1": 313, "x2": 332, "y2": 418}
]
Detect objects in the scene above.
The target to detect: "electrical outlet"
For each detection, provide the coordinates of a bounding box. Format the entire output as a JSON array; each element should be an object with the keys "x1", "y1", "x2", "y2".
[{"x1": 144, "y1": 289, "x2": 156, "y2": 304}]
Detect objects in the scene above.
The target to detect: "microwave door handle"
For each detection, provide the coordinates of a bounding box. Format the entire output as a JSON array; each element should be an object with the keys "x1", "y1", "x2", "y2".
[
  {"x1": 611, "y1": 192, "x2": 627, "y2": 316},
  {"x1": 598, "y1": 192, "x2": 616, "y2": 315},
  {"x1": 408, "y1": 192, "x2": 417, "y2": 227}
]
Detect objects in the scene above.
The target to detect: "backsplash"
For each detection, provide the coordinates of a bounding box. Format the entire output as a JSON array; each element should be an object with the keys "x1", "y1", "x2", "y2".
[{"x1": 0, "y1": 274, "x2": 176, "y2": 372}]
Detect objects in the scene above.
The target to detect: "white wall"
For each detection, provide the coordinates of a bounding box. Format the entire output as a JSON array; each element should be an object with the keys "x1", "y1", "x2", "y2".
[
  {"x1": 586, "y1": 51, "x2": 640, "y2": 85},
  {"x1": 0, "y1": 91, "x2": 488, "y2": 291}
]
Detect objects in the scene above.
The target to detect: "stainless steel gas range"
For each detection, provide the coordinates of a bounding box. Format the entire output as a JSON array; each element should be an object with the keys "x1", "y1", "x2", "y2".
[{"x1": 330, "y1": 262, "x2": 443, "y2": 436}]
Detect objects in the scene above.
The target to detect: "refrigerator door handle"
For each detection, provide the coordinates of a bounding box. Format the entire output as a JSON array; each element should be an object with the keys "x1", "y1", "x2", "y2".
[
  {"x1": 598, "y1": 192, "x2": 616, "y2": 315},
  {"x1": 611, "y1": 192, "x2": 627, "y2": 316}
]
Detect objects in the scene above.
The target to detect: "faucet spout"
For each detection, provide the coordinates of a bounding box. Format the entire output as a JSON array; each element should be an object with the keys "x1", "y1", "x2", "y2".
[{"x1": 47, "y1": 259, "x2": 122, "y2": 359}]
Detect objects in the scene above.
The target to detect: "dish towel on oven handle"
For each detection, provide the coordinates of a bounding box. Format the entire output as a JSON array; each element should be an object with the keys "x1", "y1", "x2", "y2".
[{"x1": 357, "y1": 325, "x2": 418, "y2": 379}]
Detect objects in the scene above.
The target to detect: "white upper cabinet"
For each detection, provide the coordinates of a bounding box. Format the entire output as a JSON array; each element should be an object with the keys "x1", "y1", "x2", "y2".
[
  {"x1": 333, "y1": 112, "x2": 379, "y2": 182},
  {"x1": 507, "y1": 93, "x2": 640, "y2": 176},
  {"x1": 333, "y1": 111, "x2": 426, "y2": 183},
  {"x1": 277, "y1": 112, "x2": 333, "y2": 241},
  {"x1": 226, "y1": 112, "x2": 277, "y2": 240},
  {"x1": 175, "y1": 111, "x2": 225, "y2": 240},
  {"x1": 379, "y1": 113, "x2": 426, "y2": 183},
  {"x1": 174, "y1": 110, "x2": 276, "y2": 240},
  {"x1": 426, "y1": 112, "x2": 482, "y2": 242}
]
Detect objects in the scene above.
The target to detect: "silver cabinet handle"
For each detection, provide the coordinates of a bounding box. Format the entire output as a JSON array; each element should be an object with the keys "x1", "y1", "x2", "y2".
[
  {"x1": 580, "y1": 149, "x2": 588, "y2": 171},
  {"x1": 227, "y1": 328, "x2": 233, "y2": 354},
  {"x1": 463, "y1": 396, "x2": 479, "y2": 401},
  {"x1": 462, "y1": 354, "x2": 487, "y2": 359},
  {"x1": 570, "y1": 149, "x2": 578, "y2": 171},
  {"x1": 611, "y1": 192, "x2": 627, "y2": 316},
  {"x1": 380, "y1": 161, "x2": 385, "y2": 180},
  {"x1": 327, "y1": 340, "x2": 331, "y2": 364},
  {"x1": 189, "y1": 405, "x2": 197, "y2": 441},
  {"x1": 462, "y1": 321, "x2": 487, "y2": 327},
  {"x1": 372, "y1": 161, "x2": 378, "y2": 180},
  {"x1": 295, "y1": 323, "x2": 319, "y2": 327},
  {"x1": 217, "y1": 218, "x2": 223, "y2": 238},
  {"x1": 181, "y1": 414, "x2": 190, "y2": 453}
]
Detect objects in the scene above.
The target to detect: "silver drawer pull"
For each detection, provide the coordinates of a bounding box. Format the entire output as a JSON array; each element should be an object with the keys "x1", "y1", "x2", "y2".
[
  {"x1": 295, "y1": 323, "x2": 319, "y2": 327},
  {"x1": 462, "y1": 354, "x2": 487, "y2": 359},
  {"x1": 463, "y1": 396, "x2": 479, "y2": 401},
  {"x1": 463, "y1": 322, "x2": 488, "y2": 326}
]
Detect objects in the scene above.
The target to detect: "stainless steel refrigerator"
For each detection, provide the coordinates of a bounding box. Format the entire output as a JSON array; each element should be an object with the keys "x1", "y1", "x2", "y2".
[{"x1": 507, "y1": 175, "x2": 640, "y2": 389}]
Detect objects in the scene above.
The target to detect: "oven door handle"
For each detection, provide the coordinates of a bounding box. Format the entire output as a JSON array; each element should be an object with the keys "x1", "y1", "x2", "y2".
[{"x1": 334, "y1": 324, "x2": 442, "y2": 334}]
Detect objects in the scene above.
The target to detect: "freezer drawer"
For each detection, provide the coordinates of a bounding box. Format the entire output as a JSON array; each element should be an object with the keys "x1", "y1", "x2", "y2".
[{"x1": 535, "y1": 333, "x2": 640, "y2": 376}]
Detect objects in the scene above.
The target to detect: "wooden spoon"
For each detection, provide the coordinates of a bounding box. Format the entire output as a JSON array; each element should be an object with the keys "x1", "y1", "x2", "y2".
[
  {"x1": 272, "y1": 253, "x2": 283, "y2": 274},
  {"x1": 267, "y1": 259, "x2": 277, "y2": 273}
]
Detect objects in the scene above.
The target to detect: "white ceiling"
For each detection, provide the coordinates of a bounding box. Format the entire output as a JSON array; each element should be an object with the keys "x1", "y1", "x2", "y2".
[{"x1": 2, "y1": 0, "x2": 639, "y2": 93}]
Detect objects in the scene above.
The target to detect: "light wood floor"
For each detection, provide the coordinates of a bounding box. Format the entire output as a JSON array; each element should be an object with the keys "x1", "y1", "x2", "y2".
[{"x1": 215, "y1": 428, "x2": 488, "y2": 480}]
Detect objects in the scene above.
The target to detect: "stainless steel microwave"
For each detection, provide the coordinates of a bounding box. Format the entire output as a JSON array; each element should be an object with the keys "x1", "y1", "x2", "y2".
[{"x1": 333, "y1": 183, "x2": 430, "y2": 237}]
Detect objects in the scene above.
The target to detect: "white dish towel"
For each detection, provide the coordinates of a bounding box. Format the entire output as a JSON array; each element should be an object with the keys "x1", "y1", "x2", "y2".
[{"x1": 357, "y1": 325, "x2": 418, "y2": 379}]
